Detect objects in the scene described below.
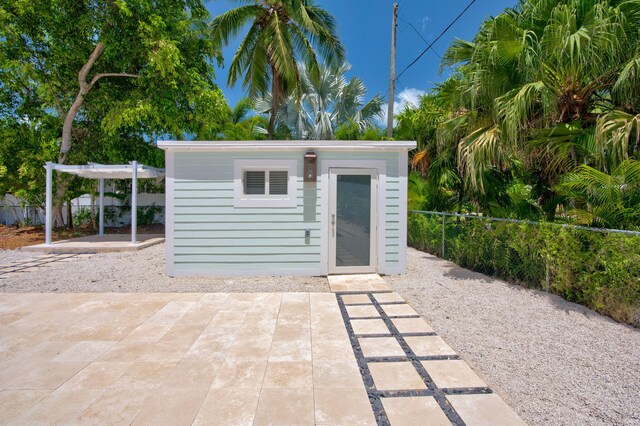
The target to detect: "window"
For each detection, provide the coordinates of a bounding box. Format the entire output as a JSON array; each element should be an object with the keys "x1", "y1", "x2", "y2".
[
  {"x1": 242, "y1": 170, "x2": 289, "y2": 196},
  {"x1": 234, "y1": 159, "x2": 297, "y2": 207}
]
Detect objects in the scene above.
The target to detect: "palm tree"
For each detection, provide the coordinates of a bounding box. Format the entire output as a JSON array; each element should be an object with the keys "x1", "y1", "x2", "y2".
[
  {"x1": 440, "y1": 0, "x2": 640, "y2": 219},
  {"x1": 255, "y1": 62, "x2": 383, "y2": 139},
  {"x1": 556, "y1": 159, "x2": 640, "y2": 229},
  {"x1": 209, "y1": 0, "x2": 345, "y2": 139}
]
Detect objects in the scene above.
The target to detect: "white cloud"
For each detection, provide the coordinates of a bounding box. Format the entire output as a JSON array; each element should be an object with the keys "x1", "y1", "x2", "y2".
[
  {"x1": 421, "y1": 16, "x2": 431, "y2": 33},
  {"x1": 378, "y1": 87, "x2": 427, "y2": 127}
]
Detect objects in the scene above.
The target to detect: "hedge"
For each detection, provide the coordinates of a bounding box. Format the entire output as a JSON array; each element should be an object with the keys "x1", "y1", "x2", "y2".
[{"x1": 408, "y1": 212, "x2": 640, "y2": 327}]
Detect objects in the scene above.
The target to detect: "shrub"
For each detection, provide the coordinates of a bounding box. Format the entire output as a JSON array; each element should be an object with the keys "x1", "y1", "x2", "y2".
[{"x1": 408, "y1": 212, "x2": 640, "y2": 326}]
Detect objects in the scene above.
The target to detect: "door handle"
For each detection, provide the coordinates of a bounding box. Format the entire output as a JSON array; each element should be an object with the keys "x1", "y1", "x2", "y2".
[{"x1": 331, "y1": 214, "x2": 336, "y2": 237}]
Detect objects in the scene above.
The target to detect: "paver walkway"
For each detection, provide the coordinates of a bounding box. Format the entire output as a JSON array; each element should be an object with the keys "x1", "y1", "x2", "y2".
[{"x1": 0, "y1": 276, "x2": 524, "y2": 425}]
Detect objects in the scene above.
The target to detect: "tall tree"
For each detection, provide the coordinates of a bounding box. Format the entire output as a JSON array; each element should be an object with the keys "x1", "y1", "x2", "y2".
[
  {"x1": 256, "y1": 62, "x2": 383, "y2": 140},
  {"x1": 209, "y1": 0, "x2": 345, "y2": 139},
  {"x1": 1, "y1": 0, "x2": 229, "y2": 225}
]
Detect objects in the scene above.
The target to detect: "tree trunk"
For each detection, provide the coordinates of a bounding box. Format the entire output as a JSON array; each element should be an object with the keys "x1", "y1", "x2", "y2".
[
  {"x1": 90, "y1": 193, "x2": 96, "y2": 230},
  {"x1": 66, "y1": 201, "x2": 73, "y2": 229},
  {"x1": 52, "y1": 42, "x2": 139, "y2": 227},
  {"x1": 269, "y1": 64, "x2": 282, "y2": 140}
]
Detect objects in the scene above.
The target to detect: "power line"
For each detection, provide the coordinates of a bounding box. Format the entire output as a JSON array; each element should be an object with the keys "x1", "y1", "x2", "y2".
[
  {"x1": 398, "y1": 16, "x2": 452, "y2": 70},
  {"x1": 395, "y1": 0, "x2": 477, "y2": 81}
]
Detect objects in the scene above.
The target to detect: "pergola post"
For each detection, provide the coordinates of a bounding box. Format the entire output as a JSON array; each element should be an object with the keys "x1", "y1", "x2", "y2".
[
  {"x1": 98, "y1": 178, "x2": 105, "y2": 236},
  {"x1": 45, "y1": 162, "x2": 53, "y2": 245},
  {"x1": 131, "y1": 161, "x2": 137, "y2": 245}
]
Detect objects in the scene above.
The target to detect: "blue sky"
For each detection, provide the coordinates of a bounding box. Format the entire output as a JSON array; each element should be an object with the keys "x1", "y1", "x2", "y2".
[{"x1": 207, "y1": 0, "x2": 516, "y2": 119}]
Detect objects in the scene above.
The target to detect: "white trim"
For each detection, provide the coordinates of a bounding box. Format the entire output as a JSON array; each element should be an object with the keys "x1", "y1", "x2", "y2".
[
  {"x1": 170, "y1": 268, "x2": 323, "y2": 277},
  {"x1": 165, "y1": 150, "x2": 176, "y2": 277},
  {"x1": 328, "y1": 168, "x2": 378, "y2": 274},
  {"x1": 158, "y1": 140, "x2": 416, "y2": 151},
  {"x1": 398, "y1": 150, "x2": 409, "y2": 273},
  {"x1": 320, "y1": 159, "x2": 387, "y2": 276},
  {"x1": 233, "y1": 159, "x2": 297, "y2": 208}
]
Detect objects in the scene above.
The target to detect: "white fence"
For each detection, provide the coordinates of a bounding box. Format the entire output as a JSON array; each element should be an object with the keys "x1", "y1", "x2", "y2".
[{"x1": 0, "y1": 193, "x2": 165, "y2": 226}]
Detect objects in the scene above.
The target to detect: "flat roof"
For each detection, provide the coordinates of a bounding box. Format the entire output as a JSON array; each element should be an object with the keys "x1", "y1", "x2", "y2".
[{"x1": 157, "y1": 140, "x2": 417, "y2": 151}]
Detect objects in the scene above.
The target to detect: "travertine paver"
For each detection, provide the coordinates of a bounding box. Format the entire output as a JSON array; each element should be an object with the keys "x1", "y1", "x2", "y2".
[
  {"x1": 328, "y1": 273, "x2": 390, "y2": 292},
  {"x1": 0, "y1": 276, "x2": 524, "y2": 425},
  {"x1": 0, "y1": 292, "x2": 375, "y2": 425}
]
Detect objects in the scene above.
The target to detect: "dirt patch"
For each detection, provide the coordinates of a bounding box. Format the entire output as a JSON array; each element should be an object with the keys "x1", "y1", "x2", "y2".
[{"x1": 0, "y1": 224, "x2": 164, "y2": 250}]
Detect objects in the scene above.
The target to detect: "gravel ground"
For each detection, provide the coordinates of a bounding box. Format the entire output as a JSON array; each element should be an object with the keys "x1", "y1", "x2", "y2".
[
  {"x1": 0, "y1": 244, "x2": 328, "y2": 293},
  {"x1": 386, "y1": 247, "x2": 640, "y2": 426}
]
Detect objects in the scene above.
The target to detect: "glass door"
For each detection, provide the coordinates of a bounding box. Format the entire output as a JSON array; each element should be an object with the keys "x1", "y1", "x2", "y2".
[{"x1": 329, "y1": 168, "x2": 377, "y2": 274}]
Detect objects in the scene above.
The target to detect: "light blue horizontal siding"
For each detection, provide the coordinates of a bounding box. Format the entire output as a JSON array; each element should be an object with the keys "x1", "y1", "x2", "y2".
[
  {"x1": 175, "y1": 238, "x2": 319, "y2": 248},
  {"x1": 173, "y1": 151, "x2": 321, "y2": 273},
  {"x1": 174, "y1": 222, "x2": 319, "y2": 231},
  {"x1": 174, "y1": 253, "x2": 318, "y2": 262},
  {"x1": 174, "y1": 229, "x2": 318, "y2": 238},
  {"x1": 174, "y1": 263, "x2": 317, "y2": 273}
]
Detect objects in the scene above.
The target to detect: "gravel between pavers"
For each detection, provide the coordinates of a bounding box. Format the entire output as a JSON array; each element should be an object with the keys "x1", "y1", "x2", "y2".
[
  {"x1": 0, "y1": 243, "x2": 328, "y2": 292},
  {"x1": 386, "y1": 247, "x2": 640, "y2": 426}
]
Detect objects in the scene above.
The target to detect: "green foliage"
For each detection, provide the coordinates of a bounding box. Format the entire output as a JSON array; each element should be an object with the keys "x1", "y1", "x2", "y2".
[
  {"x1": 222, "y1": 98, "x2": 268, "y2": 140},
  {"x1": 0, "y1": 0, "x2": 230, "y2": 205},
  {"x1": 408, "y1": 212, "x2": 640, "y2": 326},
  {"x1": 72, "y1": 207, "x2": 92, "y2": 227},
  {"x1": 555, "y1": 159, "x2": 640, "y2": 229},
  {"x1": 136, "y1": 204, "x2": 162, "y2": 226},
  {"x1": 335, "y1": 121, "x2": 384, "y2": 141},
  {"x1": 401, "y1": 0, "x2": 640, "y2": 229}
]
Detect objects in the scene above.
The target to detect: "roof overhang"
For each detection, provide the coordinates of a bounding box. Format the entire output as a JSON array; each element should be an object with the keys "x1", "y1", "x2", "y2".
[
  {"x1": 157, "y1": 140, "x2": 417, "y2": 151},
  {"x1": 48, "y1": 163, "x2": 165, "y2": 179}
]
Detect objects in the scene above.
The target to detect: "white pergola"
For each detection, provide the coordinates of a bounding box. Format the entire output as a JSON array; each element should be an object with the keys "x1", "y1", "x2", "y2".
[{"x1": 44, "y1": 162, "x2": 165, "y2": 245}]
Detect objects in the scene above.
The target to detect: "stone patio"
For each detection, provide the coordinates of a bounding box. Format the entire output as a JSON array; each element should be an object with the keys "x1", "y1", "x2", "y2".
[{"x1": 0, "y1": 276, "x2": 524, "y2": 425}]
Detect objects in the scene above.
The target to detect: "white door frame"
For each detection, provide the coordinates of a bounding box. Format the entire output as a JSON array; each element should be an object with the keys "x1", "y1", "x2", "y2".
[{"x1": 320, "y1": 159, "x2": 387, "y2": 276}]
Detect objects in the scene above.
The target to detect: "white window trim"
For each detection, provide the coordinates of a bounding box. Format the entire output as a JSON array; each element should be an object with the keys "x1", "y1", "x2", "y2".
[{"x1": 233, "y1": 159, "x2": 297, "y2": 208}]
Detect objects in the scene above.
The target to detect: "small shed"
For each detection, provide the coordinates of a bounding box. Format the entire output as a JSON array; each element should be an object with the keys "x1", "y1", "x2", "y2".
[{"x1": 159, "y1": 140, "x2": 416, "y2": 276}]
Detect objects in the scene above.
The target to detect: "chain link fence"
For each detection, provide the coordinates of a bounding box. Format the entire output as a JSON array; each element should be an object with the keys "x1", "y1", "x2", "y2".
[{"x1": 408, "y1": 210, "x2": 640, "y2": 326}]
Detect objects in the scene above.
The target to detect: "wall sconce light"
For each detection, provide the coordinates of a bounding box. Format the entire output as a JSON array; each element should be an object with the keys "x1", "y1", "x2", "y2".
[{"x1": 304, "y1": 151, "x2": 317, "y2": 183}]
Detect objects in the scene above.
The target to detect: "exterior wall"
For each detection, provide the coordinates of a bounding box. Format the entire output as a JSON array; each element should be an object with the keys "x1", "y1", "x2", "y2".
[
  {"x1": 167, "y1": 147, "x2": 407, "y2": 276},
  {"x1": 170, "y1": 150, "x2": 321, "y2": 275}
]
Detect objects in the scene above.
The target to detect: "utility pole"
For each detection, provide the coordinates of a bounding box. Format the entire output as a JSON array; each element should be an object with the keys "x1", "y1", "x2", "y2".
[{"x1": 386, "y1": 2, "x2": 398, "y2": 138}]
